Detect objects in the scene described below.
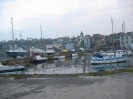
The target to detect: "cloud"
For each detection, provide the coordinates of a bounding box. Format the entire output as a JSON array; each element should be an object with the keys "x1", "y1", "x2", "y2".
[{"x1": 0, "y1": 0, "x2": 133, "y2": 40}]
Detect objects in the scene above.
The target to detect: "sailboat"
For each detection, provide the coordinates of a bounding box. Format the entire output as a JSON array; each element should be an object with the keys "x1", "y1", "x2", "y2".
[
  {"x1": 33, "y1": 25, "x2": 48, "y2": 63},
  {"x1": 90, "y1": 18, "x2": 128, "y2": 64},
  {"x1": 6, "y1": 17, "x2": 28, "y2": 58}
]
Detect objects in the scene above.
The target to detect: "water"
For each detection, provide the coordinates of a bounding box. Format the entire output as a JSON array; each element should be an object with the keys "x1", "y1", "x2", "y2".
[
  {"x1": 1, "y1": 55, "x2": 133, "y2": 75},
  {"x1": 25, "y1": 55, "x2": 133, "y2": 74}
]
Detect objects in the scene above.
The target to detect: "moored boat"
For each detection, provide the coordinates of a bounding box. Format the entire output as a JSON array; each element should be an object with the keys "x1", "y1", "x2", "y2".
[
  {"x1": 54, "y1": 55, "x2": 65, "y2": 60},
  {"x1": 33, "y1": 55, "x2": 48, "y2": 63},
  {"x1": 6, "y1": 48, "x2": 29, "y2": 58},
  {"x1": 72, "y1": 53, "x2": 78, "y2": 57},
  {"x1": 0, "y1": 63, "x2": 25, "y2": 73},
  {"x1": 90, "y1": 54, "x2": 128, "y2": 65}
]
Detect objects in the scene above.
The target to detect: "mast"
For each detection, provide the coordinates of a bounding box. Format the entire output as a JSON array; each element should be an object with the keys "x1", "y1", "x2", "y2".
[
  {"x1": 123, "y1": 21, "x2": 125, "y2": 33},
  {"x1": 40, "y1": 25, "x2": 42, "y2": 41},
  {"x1": 11, "y1": 17, "x2": 15, "y2": 48},
  {"x1": 40, "y1": 25, "x2": 43, "y2": 53},
  {"x1": 111, "y1": 18, "x2": 114, "y2": 48},
  {"x1": 20, "y1": 30, "x2": 22, "y2": 40},
  {"x1": 122, "y1": 21, "x2": 125, "y2": 49}
]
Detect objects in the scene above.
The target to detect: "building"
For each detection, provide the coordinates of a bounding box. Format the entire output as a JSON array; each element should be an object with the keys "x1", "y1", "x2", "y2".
[
  {"x1": 92, "y1": 34, "x2": 105, "y2": 48},
  {"x1": 83, "y1": 35, "x2": 91, "y2": 49},
  {"x1": 110, "y1": 32, "x2": 133, "y2": 49}
]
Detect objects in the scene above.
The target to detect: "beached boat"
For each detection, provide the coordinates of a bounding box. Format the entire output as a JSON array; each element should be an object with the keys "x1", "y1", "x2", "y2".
[
  {"x1": 33, "y1": 26, "x2": 48, "y2": 63},
  {"x1": 33, "y1": 55, "x2": 48, "y2": 63},
  {"x1": 90, "y1": 54, "x2": 128, "y2": 65},
  {"x1": 72, "y1": 53, "x2": 78, "y2": 57},
  {"x1": 0, "y1": 63, "x2": 25, "y2": 73},
  {"x1": 6, "y1": 18, "x2": 29, "y2": 58},
  {"x1": 6, "y1": 48, "x2": 28, "y2": 58},
  {"x1": 54, "y1": 55, "x2": 65, "y2": 60}
]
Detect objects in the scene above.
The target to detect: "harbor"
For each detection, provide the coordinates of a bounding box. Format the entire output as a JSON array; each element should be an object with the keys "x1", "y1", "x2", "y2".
[
  {"x1": 0, "y1": 0, "x2": 133, "y2": 99},
  {"x1": 1, "y1": 54, "x2": 133, "y2": 75}
]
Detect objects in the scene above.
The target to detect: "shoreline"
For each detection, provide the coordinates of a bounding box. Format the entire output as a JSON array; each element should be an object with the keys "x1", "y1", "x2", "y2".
[{"x1": 0, "y1": 67, "x2": 133, "y2": 79}]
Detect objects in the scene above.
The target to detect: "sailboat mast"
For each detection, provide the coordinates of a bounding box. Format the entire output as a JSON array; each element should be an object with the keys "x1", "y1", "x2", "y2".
[
  {"x1": 11, "y1": 17, "x2": 15, "y2": 48},
  {"x1": 111, "y1": 18, "x2": 114, "y2": 48},
  {"x1": 40, "y1": 25, "x2": 42, "y2": 41},
  {"x1": 40, "y1": 25, "x2": 43, "y2": 53},
  {"x1": 123, "y1": 21, "x2": 125, "y2": 33}
]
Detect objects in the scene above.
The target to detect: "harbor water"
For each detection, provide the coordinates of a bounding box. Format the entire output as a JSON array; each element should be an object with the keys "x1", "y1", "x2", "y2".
[
  {"x1": 1, "y1": 55, "x2": 133, "y2": 74},
  {"x1": 25, "y1": 55, "x2": 133, "y2": 74}
]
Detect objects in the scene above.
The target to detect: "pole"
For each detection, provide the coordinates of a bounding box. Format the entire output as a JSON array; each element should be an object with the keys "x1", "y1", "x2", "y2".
[
  {"x1": 40, "y1": 25, "x2": 42, "y2": 41},
  {"x1": 11, "y1": 17, "x2": 15, "y2": 48},
  {"x1": 111, "y1": 18, "x2": 114, "y2": 48}
]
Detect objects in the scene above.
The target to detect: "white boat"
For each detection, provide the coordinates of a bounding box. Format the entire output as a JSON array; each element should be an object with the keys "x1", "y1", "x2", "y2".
[
  {"x1": 30, "y1": 47, "x2": 45, "y2": 54},
  {"x1": 54, "y1": 55, "x2": 65, "y2": 59},
  {"x1": 90, "y1": 54, "x2": 128, "y2": 65},
  {"x1": 72, "y1": 53, "x2": 78, "y2": 57},
  {"x1": 33, "y1": 55, "x2": 48, "y2": 63},
  {"x1": 33, "y1": 26, "x2": 48, "y2": 63},
  {"x1": 0, "y1": 63, "x2": 25, "y2": 73}
]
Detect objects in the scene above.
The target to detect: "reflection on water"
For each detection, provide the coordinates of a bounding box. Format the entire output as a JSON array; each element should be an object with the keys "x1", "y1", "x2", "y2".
[{"x1": 25, "y1": 55, "x2": 132, "y2": 74}]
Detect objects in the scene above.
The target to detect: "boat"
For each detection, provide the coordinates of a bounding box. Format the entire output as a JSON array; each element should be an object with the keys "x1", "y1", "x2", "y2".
[
  {"x1": 90, "y1": 18, "x2": 128, "y2": 65},
  {"x1": 6, "y1": 47, "x2": 29, "y2": 58},
  {"x1": 30, "y1": 47, "x2": 45, "y2": 55},
  {"x1": 54, "y1": 55, "x2": 65, "y2": 60},
  {"x1": 33, "y1": 55, "x2": 48, "y2": 63},
  {"x1": 33, "y1": 25, "x2": 48, "y2": 63},
  {"x1": 90, "y1": 54, "x2": 128, "y2": 65},
  {"x1": 6, "y1": 18, "x2": 28, "y2": 58},
  {"x1": 72, "y1": 53, "x2": 78, "y2": 57},
  {"x1": 0, "y1": 63, "x2": 25, "y2": 73}
]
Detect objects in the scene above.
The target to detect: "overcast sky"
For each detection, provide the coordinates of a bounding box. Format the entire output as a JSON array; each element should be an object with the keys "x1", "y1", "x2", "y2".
[{"x1": 0, "y1": 0, "x2": 133, "y2": 41}]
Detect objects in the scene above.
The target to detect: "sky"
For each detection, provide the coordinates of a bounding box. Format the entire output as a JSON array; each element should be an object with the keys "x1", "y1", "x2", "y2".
[{"x1": 0, "y1": 0, "x2": 133, "y2": 41}]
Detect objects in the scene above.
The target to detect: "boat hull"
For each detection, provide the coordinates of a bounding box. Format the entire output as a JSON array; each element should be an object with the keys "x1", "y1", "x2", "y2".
[
  {"x1": 0, "y1": 66, "x2": 25, "y2": 73},
  {"x1": 90, "y1": 56, "x2": 128, "y2": 65},
  {"x1": 54, "y1": 56, "x2": 65, "y2": 60},
  {"x1": 33, "y1": 59, "x2": 47, "y2": 64},
  {"x1": 6, "y1": 52, "x2": 29, "y2": 58}
]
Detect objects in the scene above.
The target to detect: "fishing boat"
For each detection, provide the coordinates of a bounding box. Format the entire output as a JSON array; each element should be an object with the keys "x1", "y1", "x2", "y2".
[{"x1": 0, "y1": 63, "x2": 25, "y2": 73}]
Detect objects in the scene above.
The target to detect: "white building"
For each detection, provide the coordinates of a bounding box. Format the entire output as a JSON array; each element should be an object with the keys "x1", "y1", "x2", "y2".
[
  {"x1": 115, "y1": 32, "x2": 133, "y2": 49},
  {"x1": 84, "y1": 35, "x2": 91, "y2": 49}
]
